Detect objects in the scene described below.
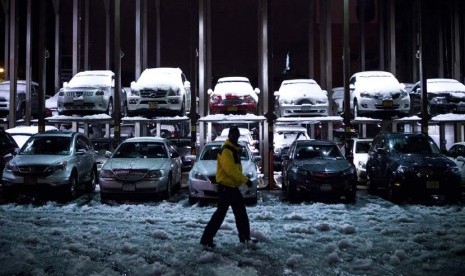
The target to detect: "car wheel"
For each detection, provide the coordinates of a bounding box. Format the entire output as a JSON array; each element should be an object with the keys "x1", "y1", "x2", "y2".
[
  {"x1": 188, "y1": 196, "x2": 197, "y2": 205},
  {"x1": 353, "y1": 99, "x2": 359, "y2": 118},
  {"x1": 86, "y1": 167, "x2": 98, "y2": 192},
  {"x1": 163, "y1": 174, "x2": 172, "y2": 200},
  {"x1": 3, "y1": 187, "x2": 18, "y2": 202},
  {"x1": 106, "y1": 99, "x2": 114, "y2": 116},
  {"x1": 178, "y1": 98, "x2": 186, "y2": 116},
  {"x1": 65, "y1": 173, "x2": 78, "y2": 200},
  {"x1": 344, "y1": 190, "x2": 356, "y2": 204},
  {"x1": 366, "y1": 173, "x2": 377, "y2": 194},
  {"x1": 387, "y1": 176, "x2": 403, "y2": 203},
  {"x1": 286, "y1": 182, "x2": 297, "y2": 202}
]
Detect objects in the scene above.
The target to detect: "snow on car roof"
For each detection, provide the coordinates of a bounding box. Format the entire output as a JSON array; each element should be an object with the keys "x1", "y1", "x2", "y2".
[
  {"x1": 426, "y1": 78, "x2": 465, "y2": 93},
  {"x1": 217, "y1": 76, "x2": 250, "y2": 83}
]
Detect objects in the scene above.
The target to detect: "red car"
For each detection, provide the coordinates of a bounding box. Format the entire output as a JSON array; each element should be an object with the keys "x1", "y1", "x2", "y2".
[{"x1": 208, "y1": 77, "x2": 260, "y2": 115}]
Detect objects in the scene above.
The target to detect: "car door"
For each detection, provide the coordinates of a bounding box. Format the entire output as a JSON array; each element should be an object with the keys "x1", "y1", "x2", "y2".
[
  {"x1": 75, "y1": 135, "x2": 95, "y2": 182},
  {"x1": 168, "y1": 143, "x2": 182, "y2": 184},
  {"x1": 367, "y1": 136, "x2": 388, "y2": 185},
  {"x1": 449, "y1": 144, "x2": 465, "y2": 185}
]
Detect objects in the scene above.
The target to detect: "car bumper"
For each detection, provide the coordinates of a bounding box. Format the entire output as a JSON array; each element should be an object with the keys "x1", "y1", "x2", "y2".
[
  {"x1": 357, "y1": 97, "x2": 410, "y2": 115},
  {"x1": 278, "y1": 104, "x2": 328, "y2": 117},
  {"x1": 209, "y1": 103, "x2": 257, "y2": 115},
  {"x1": 289, "y1": 175, "x2": 356, "y2": 196},
  {"x1": 99, "y1": 177, "x2": 168, "y2": 194},
  {"x1": 127, "y1": 96, "x2": 183, "y2": 112},
  {"x1": 392, "y1": 173, "x2": 461, "y2": 198},
  {"x1": 2, "y1": 171, "x2": 72, "y2": 190},
  {"x1": 189, "y1": 179, "x2": 258, "y2": 200},
  {"x1": 58, "y1": 97, "x2": 109, "y2": 113}
]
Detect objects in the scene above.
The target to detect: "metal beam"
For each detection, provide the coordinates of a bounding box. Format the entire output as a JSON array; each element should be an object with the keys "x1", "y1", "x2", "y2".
[
  {"x1": 72, "y1": 0, "x2": 80, "y2": 76},
  {"x1": 135, "y1": 0, "x2": 141, "y2": 78},
  {"x1": 84, "y1": 0, "x2": 89, "y2": 70},
  {"x1": 308, "y1": 0, "x2": 315, "y2": 78},
  {"x1": 453, "y1": 0, "x2": 460, "y2": 80},
  {"x1": 52, "y1": 0, "x2": 60, "y2": 92},
  {"x1": 142, "y1": 0, "x2": 148, "y2": 70},
  {"x1": 113, "y1": 0, "x2": 121, "y2": 141},
  {"x1": 38, "y1": 0, "x2": 46, "y2": 131},
  {"x1": 8, "y1": 0, "x2": 17, "y2": 129},
  {"x1": 26, "y1": 0, "x2": 32, "y2": 124},
  {"x1": 2, "y1": 0, "x2": 9, "y2": 79},
  {"x1": 103, "y1": 0, "x2": 110, "y2": 70},
  {"x1": 155, "y1": 0, "x2": 161, "y2": 67},
  {"x1": 389, "y1": 0, "x2": 396, "y2": 75}
]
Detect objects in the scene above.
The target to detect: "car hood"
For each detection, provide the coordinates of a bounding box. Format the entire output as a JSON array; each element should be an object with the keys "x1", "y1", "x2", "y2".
[
  {"x1": 12, "y1": 154, "x2": 71, "y2": 166},
  {"x1": 192, "y1": 160, "x2": 256, "y2": 176},
  {"x1": 103, "y1": 158, "x2": 169, "y2": 170},
  {"x1": 395, "y1": 153, "x2": 457, "y2": 168},
  {"x1": 294, "y1": 158, "x2": 351, "y2": 172},
  {"x1": 133, "y1": 82, "x2": 178, "y2": 91},
  {"x1": 62, "y1": 87, "x2": 107, "y2": 93}
]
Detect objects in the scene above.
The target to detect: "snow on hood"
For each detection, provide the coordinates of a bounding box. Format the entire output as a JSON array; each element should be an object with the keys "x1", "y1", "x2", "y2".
[
  {"x1": 279, "y1": 82, "x2": 327, "y2": 101},
  {"x1": 104, "y1": 158, "x2": 169, "y2": 171},
  {"x1": 357, "y1": 75, "x2": 403, "y2": 94},
  {"x1": 211, "y1": 81, "x2": 258, "y2": 101}
]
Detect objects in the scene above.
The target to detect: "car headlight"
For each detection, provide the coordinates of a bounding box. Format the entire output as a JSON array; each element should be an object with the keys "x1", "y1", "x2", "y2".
[
  {"x1": 45, "y1": 161, "x2": 68, "y2": 173},
  {"x1": 431, "y1": 97, "x2": 447, "y2": 104},
  {"x1": 95, "y1": 90, "x2": 105, "y2": 96},
  {"x1": 130, "y1": 90, "x2": 140, "y2": 96},
  {"x1": 360, "y1": 92, "x2": 372, "y2": 98},
  {"x1": 100, "y1": 169, "x2": 115, "y2": 178},
  {"x1": 210, "y1": 95, "x2": 222, "y2": 104},
  {"x1": 446, "y1": 166, "x2": 460, "y2": 175},
  {"x1": 342, "y1": 166, "x2": 355, "y2": 177},
  {"x1": 291, "y1": 166, "x2": 308, "y2": 176},
  {"x1": 5, "y1": 161, "x2": 19, "y2": 172},
  {"x1": 401, "y1": 90, "x2": 408, "y2": 97},
  {"x1": 358, "y1": 161, "x2": 366, "y2": 169},
  {"x1": 280, "y1": 98, "x2": 293, "y2": 105},
  {"x1": 191, "y1": 171, "x2": 209, "y2": 181},
  {"x1": 146, "y1": 169, "x2": 165, "y2": 179},
  {"x1": 243, "y1": 95, "x2": 256, "y2": 103},
  {"x1": 395, "y1": 165, "x2": 415, "y2": 175}
]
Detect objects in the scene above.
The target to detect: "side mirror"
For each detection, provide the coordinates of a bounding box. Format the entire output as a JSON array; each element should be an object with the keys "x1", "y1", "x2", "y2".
[
  {"x1": 130, "y1": 81, "x2": 136, "y2": 90},
  {"x1": 376, "y1": 147, "x2": 387, "y2": 154},
  {"x1": 184, "y1": 80, "x2": 191, "y2": 88},
  {"x1": 254, "y1": 88, "x2": 261, "y2": 95},
  {"x1": 105, "y1": 151, "x2": 112, "y2": 158},
  {"x1": 3, "y1": 152, "x2": 15, "y2": 163},
  {"x1": 76, "y1": 149, "x2": 87, "y2": 155},
  {"x1": 207, "y1": 88, "x2": 213, "y2": 95},
  {"x1": 63, "y1": 82, "x2": 69, "y2": 88},
  {"x1": 253, "y1": 155, "x2": 262, "y2": 162},
  {"x1": 349, "y1": 84, "x2": 355, "y2": 90},
  {"x1": 273, "y1": 91, "x2": 280, "y2": 97}
]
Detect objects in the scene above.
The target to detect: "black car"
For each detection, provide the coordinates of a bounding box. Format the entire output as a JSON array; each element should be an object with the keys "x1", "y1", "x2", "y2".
[
  {"x1": 0, "y1": 129, "x2": 20, "y2": 189},
  {"x1": 281, "y1": 140, "x2": 357, "y2": 202},
  {"x1": 366, "y1": 132, "x2": 461, "y2": 202},
  {"x1": 168, "y1": 138, "x2": 196, "y2": 172}
]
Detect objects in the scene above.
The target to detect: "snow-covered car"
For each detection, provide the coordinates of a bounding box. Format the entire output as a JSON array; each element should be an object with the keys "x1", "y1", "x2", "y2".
[
  {"x1": 274, "y1": 79, "x2": 329, "y2": 117},
  {"x1": 0, "y1": 80, "x2": 44, "y2": 119},
  {"x1": 188, "y1": 141, "x2": 261, "y2": 204},
  {"x1": 273, "y1": 125, "x2": 310, "y2": 171},
  {"x1": 6, "y1": 125, "x2": 59, "y2": 148},
  {"x1": 2, "y1": 131, "x2": 98, "y2": 201},
  {"x1": 208, "y1": 77, "x2": 260, "y2": 115},
  {"x1": 409, "y1": 78, "x2": 465, "y2": 116},
  {"x1": 57, "y1": 70, "x2": 128, "y2": 116},
  {"x1": 345, "y1": 138, "x2": 372, "y2": 184},
  {"x1": 128, "y1": 67, "x2": 192, "y2": 117},
  {"x1": 281, "y1": 139, "x2": 357, "y2": 202},
  {"x1": 446, "y1": 142, "x2": 465, "y2": 192},
  {"x1": 99, "y1": 137, "x2": 182, "y2": 200},
  {"x1": 349, "y1": 71, "x2": 410, "y2": 118}
]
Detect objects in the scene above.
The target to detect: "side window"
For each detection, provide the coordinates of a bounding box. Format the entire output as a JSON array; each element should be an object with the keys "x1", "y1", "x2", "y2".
[
  {"x1": 349, "y1": 76, "x2": 356, "y2": 86},
  {"x1": 76, "y1": 137, "x2": 89, "y2": 152}
]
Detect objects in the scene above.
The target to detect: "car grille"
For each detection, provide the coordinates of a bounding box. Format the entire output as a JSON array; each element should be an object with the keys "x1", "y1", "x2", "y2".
[
  {"x1": 65, "y1": 91, "x2": 94, "y2": 97},
  {"x1": 140, "y1": 89, "x2": 167, "y2": 98},
  {"x1": 113, "y1": 169, "x2": 148, "y2": 181},
  {"x1": 310, "y1": 171, "x2": 342, "y2": 182},
  {"x1": 64, "y1": 103, "x2": 95, "y2": 108},
  {"x1": 15, "y1": 165, "x2": 54, "y2": 177}
]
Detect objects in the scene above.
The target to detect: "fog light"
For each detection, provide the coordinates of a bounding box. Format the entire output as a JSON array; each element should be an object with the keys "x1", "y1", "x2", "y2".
[{"x1": 394, "y1": 182, "x2": 401, "y2": 187}]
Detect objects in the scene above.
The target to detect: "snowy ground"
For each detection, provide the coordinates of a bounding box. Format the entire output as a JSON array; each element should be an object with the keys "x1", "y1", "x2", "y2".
[{"x1": 0, "y1": 183, "x2": 464, "y2": 276}]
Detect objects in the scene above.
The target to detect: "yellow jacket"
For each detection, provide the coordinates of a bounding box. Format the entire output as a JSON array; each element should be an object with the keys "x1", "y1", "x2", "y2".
[{"x1": 216, "y1": 139, "x2": 249, "y2": 188}]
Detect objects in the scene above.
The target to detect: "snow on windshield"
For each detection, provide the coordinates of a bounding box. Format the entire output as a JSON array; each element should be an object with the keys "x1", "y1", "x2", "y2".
[
  {"x1": 427, "y1": 79, "x2": 465, "y2": 94},
  {"x1": 357, "y1": 75, "x2": 402, "y2": 93},
  {"x1": 137, "y1": 70, "x2": 179, "y2": 87},
  {"x1": 214, "y1": 81, "x2": 253, "y2": 94},
  {"x1": 280, "y1": 82, "x2": 326, "y2": 100}
]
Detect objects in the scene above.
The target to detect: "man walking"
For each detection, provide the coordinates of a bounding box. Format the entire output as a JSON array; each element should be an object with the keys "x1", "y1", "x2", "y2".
[{"x1": 200, "y1": 126, "x2": 254, "y2": 248}]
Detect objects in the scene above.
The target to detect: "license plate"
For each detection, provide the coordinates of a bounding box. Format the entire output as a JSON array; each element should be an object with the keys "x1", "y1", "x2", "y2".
[
  {"x1": 301, "y1": 105, "x2": 312, "y2": 111},
  {"x1": 227, "y1": 106, "x2": 238, "y2": 111},
  {"x1": 148, "y1": 102, "x2": 157, "y2": 109},
  {"x1": 320, "y1": 184, "x2": 332, "y2": 191},
  {"x1": 383, "y1": 100, "x2": 393, "y2": 108},
  {"x1": 426, "y1": 181, "x2": 439, "y2": 189},
  {"x1": 24, "y1": 177, "x2": 37, "y2": 185},
  {"x1": 122, "y1": 183, "x2": 136, "y2": 191}
]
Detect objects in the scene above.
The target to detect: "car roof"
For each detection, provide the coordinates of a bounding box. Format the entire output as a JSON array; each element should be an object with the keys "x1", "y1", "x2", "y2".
[
  {"x1": 76, "y1": 70, "x2": 114, "y2": 77},
  {"x1": 294, "y1": 139, "x2": 336, "y2": 146},
  {"x1": 123, "y1": 136, "x2": 167, "y2": 143},
  {"x1": 32, "y1": 131, "x2": 80, "y2": 138},
  {"x1": 281, "y1": 79, "x2": 317, "y2": 85},
  {"x1": 217, "y1": 77, "x2": 250, "y2": 83},
  {"x1": 351, "y1": 71, "x2": 395, "y2": 78},
  {"x1": 142, "y1": 67, "x2": 182, "y2": 74},
  {"x1": 275, "y1": 125, "x2": 308, "y2": 132}
]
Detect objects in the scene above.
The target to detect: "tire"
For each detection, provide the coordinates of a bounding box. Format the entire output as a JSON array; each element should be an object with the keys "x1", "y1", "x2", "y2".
[
  {"x1": 286, "y1": 182, "x2": 297, "y2": 202},
  {"x1": 387, "y1": 176, "x2": 403, "y2": 203},
  {"x1": 178, "y1": 98, "x2": 186, "y2": 116},
  {"x1": 163, "y1": 174, "x2": 172, "y2": 200},
  {"x1": 353, "y1": 99, "x2": 359, "y2": 118},
  {"x1": 188, "y1": 196, "x2": 197, "y2": 205},
  {"x1": 106, "y1": 99, "x2": 114, "y2": 116},
  {"x1": 2, "y1": 187, "x2": 18, "y2": 202},
  {"x1": 344, "y1": 191, "x2": 356, "y2": 204},
  {"x1": 367, "y1": 174, "x2": 377, "y2": 194},
  {"x1": 65, "y1": 173, "x2": 78, "y2": 200},
  {"x1": 86, "y1": 167, "x2": 98, "y2": 193}
]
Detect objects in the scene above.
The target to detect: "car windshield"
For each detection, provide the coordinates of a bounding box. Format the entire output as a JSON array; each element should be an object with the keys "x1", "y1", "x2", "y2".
[
  {"x1": 214, "y1": 81, "x2": 253, "y2": 93},
  {"x1": 295, "y1": 144, "x2": 343, "y2": 159},
  {"x1": 280, "y1": 82, "x2": 325, "y2": 97},
  {"x1": 389, "y1": 136, "x2": 440, "y2": 154},
  {"x1": 68, "y1": 74, "x2": 111, "y2": 88},
  {"x1": 200, "y1": 145, "x2": 249, "y2": 161},
  {"x1": 137, "y1": 70, "x2": 178, "y2": 86},
  {"x1": 113, "y1": 142, "x2": 167, "y2": 158},
  {"x1": 355, "y1": 141, "x2": 372, "y2": 154},
  {"x1": 20, "y1": 136, "x2": 71, "y2": 155},
  {"x1": 275, "y1": 131, "x2": 308, "y2": 144}
]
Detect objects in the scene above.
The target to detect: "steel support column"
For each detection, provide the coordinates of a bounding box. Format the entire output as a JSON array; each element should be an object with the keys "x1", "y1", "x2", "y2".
[
  {"x1": 388, "y1": 0, "x2": 396, "y2": 75},
  {"x1": 113, "y1": 0, "x2": 121, "y2": 142},
  {"x1": 52, "y1": 0, "x2": 60, "y2": 93},
  {"x1": 38, "y1": 0, "x2": 46, "y2": 131},
  {"x1": 142, "y1": 0, "x2": 148, "y2": 70},
  {"x1": 72, "y1": 0, "x2": 80, "y2": 76},
  {"x1": 26, "y1": 0, "x2": 32, "y2": 125},
  {"x1": 135, "y1": 0, "x2": 141, "y2": 78},
  {"x1": 83, "y1": 0, "x2": 89, "y2": 70},
  {"x1": 8, "y1": 0, "x2": 17, "y2": 129},
  {"x1": 308, "y1": 0, "x2": 315, "y2": 78},
  {"x1": 155, "y1": 0, "x2": 161, "y2": 67},
  {"x1": 319, "y1": 0, "x2": 332, "y2": 92},
  {"x1": 1, "y1": 0, "x2": 9, "y2": 80},
  {"x1": 104, "y1": 0, "x2": 110, "y2": 70},
  {"x1": 453, "y1": 1, "x2": 460, "y2": 80}
]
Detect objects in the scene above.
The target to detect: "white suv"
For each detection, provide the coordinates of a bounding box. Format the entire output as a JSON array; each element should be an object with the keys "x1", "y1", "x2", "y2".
[
  {"x1": 128, "y1": 67, "x2": 191, "y2": 117},
  {"x1": 349, "y1": 71, "x2": 410, "y2": 118}
]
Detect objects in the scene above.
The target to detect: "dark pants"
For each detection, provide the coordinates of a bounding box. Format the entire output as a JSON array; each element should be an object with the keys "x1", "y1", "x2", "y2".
[{"x1": 201, "y1": 185, "x2": 250, "y2": 243}]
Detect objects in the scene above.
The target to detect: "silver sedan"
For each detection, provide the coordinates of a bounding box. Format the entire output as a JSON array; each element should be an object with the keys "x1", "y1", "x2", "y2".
[{"x1": 99, "y1": 137, "x2": 182, "y2": 200}]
